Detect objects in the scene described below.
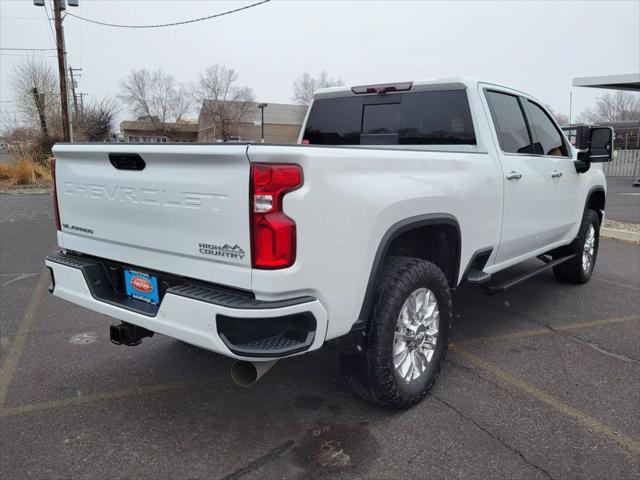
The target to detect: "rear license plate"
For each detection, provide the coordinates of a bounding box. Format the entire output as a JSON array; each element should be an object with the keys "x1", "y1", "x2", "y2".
[{"x1": 124, "y1": 270, "x2": 159, "y2": 305}]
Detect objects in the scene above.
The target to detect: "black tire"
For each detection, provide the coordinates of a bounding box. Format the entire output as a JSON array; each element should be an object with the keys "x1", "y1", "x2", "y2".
[
  {"x1": 342, "y1": 257, "x2": 451, "y2": 409},
  {"x1": 553, "y1": 209, "x2": 600, "y2": 284}
]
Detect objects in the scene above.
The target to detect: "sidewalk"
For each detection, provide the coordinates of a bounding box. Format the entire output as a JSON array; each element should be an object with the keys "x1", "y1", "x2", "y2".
[{"x1": 602, "y1": 219, "x2": 640, "y2": 244}]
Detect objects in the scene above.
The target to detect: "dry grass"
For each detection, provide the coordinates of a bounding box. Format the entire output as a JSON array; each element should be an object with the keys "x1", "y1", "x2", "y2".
[
  {"x1": 0, "y1": 163, "x2": 14, "y2": 181},
  {"x1": 0, "y1": 156, "x2": 52, "y2": 187},
  {"x1": 13, "y1": 160, "x2": 34, "y2": 185}
]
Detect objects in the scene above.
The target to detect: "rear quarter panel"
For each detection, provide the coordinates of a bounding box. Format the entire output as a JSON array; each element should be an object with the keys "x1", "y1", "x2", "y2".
[{"x1": 248, "y1": 145, "x2": 502, "y2": 340}]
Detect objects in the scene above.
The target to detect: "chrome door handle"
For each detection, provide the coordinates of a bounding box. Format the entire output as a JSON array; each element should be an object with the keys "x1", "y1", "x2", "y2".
[
  {"x1": 551, "y1": 170, "x2": 563, "y2": 178},
  {"x1": 506, "y1": 171, "x2": 522, "y2": 180}
]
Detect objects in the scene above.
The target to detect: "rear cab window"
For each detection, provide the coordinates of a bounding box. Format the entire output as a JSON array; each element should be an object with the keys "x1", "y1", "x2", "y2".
[{"x1": 303, "y1": 90, "x2": 476, "y2": 147}]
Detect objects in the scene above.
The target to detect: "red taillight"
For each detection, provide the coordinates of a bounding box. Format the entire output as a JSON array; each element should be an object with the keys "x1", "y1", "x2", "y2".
[
  {"x1": 51, "y1": 158, "x2": 61, "y2": 231},
  {"x1": 251, "y1": 163, "x2": 302, "y2": 269}
]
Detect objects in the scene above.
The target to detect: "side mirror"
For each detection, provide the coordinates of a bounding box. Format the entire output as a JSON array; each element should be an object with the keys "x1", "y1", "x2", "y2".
[
  {"x1": 571, "y1": 126, "x2": 592, "y2": 150},
  {"x1": 577, "y1": 126, "x2": 614, "y2": 163}
]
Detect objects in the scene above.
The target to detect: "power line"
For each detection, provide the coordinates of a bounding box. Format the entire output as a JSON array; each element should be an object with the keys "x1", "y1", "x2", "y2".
[
  {"x1": 43, "y1": 1, "x2": 57, "y2": 46},
  {"x1": 0, "y1": 48, "x2": 57, "y2": 51},
  {"x1": 65, "y1": 0, "x2": 271, "y2": 29},
  {"x1": 0, "y1": 16, "x2": 48, "y2": 21},
  {"x1": 0, "y1": 53, "x2": 58, "y2": 58}
]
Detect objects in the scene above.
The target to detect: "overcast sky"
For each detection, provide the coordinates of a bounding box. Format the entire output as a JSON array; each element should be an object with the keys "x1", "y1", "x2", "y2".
[{"x1": 1, "y1": 0, "x2": 638, "y2": 131}]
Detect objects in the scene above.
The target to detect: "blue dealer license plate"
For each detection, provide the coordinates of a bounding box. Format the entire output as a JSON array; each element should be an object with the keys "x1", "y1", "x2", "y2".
[{"x1": 124, "y1": 270, "x2": 159, "y2": 305}]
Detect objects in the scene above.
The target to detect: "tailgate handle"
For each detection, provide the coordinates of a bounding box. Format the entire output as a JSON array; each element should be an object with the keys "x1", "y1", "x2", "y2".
[{"x1": 109, "y1": 153, "x2": 146, "y2": 171}]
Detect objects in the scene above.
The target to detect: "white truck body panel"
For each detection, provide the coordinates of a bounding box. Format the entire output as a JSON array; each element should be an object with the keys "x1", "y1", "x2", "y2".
[
  {"x1": 47, "y1": 260, "x2": 328, "y2": 361},
  {"x1": 47, "y1": 77, "x2": 607, "y2": 360},
  {"x1": 248, "y1": 145, "x2": 501, "y2": 339},
  {"x1": 53, "y1": 144, "x2": 253, "y2": 290}
]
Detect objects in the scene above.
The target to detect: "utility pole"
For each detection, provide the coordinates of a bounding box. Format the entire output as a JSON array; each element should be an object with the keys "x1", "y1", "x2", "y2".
[
  {"x1": 34, "y1": 0, "x2": 79, "y2": 142},
  {"x1": 78, "y1": 92, "x2": 88, "y2": 117},
  {"x1": 53, "y1": 1, "x2": 70, "y2": 141},
  {"x1": 569, "y1": 91, "x2": 573, "y2": 125},
  {"x1": 69, "y1": 66, "x2": 82, "y2": 120},
  {"x1": 258, "y1": 103, "x2": 268, "y2": 143}
]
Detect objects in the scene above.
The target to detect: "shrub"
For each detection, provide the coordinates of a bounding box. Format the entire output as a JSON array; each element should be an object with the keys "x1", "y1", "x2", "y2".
[
  {"x1": 12, "y1": 159, "x2": 34, "y2": 185},
  {"x1": 1, "y1": 138, "x2": 53, "y2": 186},
  {"x1": 0, "y1": 163, "x2": 14, "y2": 181},
  {"x1": 3, "y1": 158, "x2": 51, "y2": 186}
]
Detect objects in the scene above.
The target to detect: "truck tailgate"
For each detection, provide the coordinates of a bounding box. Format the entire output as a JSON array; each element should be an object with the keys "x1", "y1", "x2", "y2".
[{"x1": 52, "y1": 144, "x2": 252, "y2": 290}]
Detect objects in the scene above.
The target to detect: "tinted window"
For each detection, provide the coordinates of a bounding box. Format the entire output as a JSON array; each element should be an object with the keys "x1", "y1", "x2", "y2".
[
  {"x1": 303, "y1": 96, "x2": 362, "y2": 145},
  {"x1": 485, "y1": 91, "x2": 534, "y2": 154},
  {"x1": 399, "y1": 90, "x2": 475, "y2": 145},
  {"x1": 362, "y1": 103, "x2": 401, "y2": 134},
  {"x1": 526, "y1": 101, "x2": 568, "y2": 156},
  {"x1": 303, "y1": 90, "x2": 476, "y2": 146}
]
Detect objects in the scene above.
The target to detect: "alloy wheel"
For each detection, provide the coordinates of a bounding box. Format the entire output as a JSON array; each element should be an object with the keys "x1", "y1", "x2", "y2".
[
  {"x1": 393, "y1": 288, "x2": 440, "y2": 383},
  {"x1": 582, "y1": 224, "x2": 596, "y2": 272}
]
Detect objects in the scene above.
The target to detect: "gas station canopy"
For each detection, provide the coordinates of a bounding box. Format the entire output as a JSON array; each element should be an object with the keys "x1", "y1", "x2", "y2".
[{"x1": 572, "y1": 73, "x2": 640, "y2": 92}]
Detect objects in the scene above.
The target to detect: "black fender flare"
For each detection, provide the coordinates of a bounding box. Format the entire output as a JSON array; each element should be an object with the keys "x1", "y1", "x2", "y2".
[
  {"x1": 354, "y1": 213, "x2": 461, "y2": 330},
  {"x1": 583, "y1": 185, "x2": 606, "y2": 217}
]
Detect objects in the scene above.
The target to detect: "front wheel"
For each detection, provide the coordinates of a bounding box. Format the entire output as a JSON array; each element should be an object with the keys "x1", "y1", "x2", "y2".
[
  {"x1": 342, "y1": 257, "x2": 451, "y2": 409},
  {"x1": 553, "y1": 209, "x2": 600, "y2": 283}
]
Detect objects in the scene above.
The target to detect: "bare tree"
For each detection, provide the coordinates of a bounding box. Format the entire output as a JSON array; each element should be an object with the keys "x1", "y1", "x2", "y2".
[
  {"x1": 119, "y1": 69, "x2": 191, "y2": 139},
  {"x1": 579, "y1": 91, "x2": 640, "y2": 123},
  {"x1": 10, "y1": 58, "x2": 61, "y2": 138},
  {"x1": 193, "y1": 64, "x2": 254, "y2": 140},
  {"x1": 292, "y1": 71, "x2": 343, "y2": 108},
  {"x1": 0, "y1": 114, "x2": 39, "y2": 143},
  {"x1": 544, "y1": 104, "x2": 569, "y2": 126},
  {"x1": 76, "y1": 97, "x2": 119, "y2": 142}
]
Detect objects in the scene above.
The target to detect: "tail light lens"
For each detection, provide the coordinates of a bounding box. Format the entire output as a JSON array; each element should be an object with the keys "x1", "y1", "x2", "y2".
[
  {"x1": 251, "y1": 163, "x2": 302, "y2": 269},
  {"x1": 51, "y1": 158, "x2": 61, "y2": 231}
]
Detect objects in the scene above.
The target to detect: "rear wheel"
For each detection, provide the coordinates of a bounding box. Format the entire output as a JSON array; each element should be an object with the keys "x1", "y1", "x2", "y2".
[
  {"x1": 343, "y1": 257, "x2": 451, "y2": 409},
  {"x1": 553, "y1": 209, "x2": 600, "y2": 283}
]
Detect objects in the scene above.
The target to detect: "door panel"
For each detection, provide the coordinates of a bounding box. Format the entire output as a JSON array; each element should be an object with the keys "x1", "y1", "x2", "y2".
[
  {"x1": 523, "y1": 100, "x2": 583, "y2": 243},
  {"x1": 548, "y1": 157, "x2": 584, "y2": 241},
  {"x1": 484, "y1": 90, "x2": 557, "y2": 264},
  {"x1": 497, "y1": 154, "x2": 559, "y2": 262}
]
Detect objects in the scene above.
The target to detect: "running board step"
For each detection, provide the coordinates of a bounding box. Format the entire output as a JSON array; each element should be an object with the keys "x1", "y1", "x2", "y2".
[
  {"x1": 483, "y1": 254, "x2": 576, "y2": 295},
  {"x1": 466, "y1": 269, "x2": 492, "y2": 284}
]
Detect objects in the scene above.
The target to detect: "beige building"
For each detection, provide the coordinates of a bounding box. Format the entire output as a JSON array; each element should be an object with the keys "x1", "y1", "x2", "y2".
[
  {"x1": 120, "y1": 117, "x2": 199, "y2": 143},
  {"x1": 120, "y1": 102, "x2": 304, "y2": 144},
  {"x1": 198, "y1": 101, "x2": 303, "y2": 144}
]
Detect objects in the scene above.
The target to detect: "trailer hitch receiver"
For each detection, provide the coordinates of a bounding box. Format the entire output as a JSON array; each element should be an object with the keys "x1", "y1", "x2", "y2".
[{"x1": 110, "y1": 323, "x2": 154, "y2": 346}]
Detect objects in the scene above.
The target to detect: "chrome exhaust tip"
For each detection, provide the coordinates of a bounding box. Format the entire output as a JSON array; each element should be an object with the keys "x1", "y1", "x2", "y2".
[{"x1": 231, "y1": 360, "x2": 277, "y2": 387}]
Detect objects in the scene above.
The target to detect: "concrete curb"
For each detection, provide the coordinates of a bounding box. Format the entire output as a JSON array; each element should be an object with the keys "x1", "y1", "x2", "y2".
[
  {"x1": 600, "y1": 227, "x2": 640, "y2": 244},
  {"x1": 0, "y1": 188, "x2": 52, "y2": 195}
]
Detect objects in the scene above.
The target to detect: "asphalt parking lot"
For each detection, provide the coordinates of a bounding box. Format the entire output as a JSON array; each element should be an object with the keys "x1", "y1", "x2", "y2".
[
  {"x1": 606, "y1": 176, "x2": 640, "y2": 223},
  {"x1": 1, "y1": 193, "x2": 639, "y2": 480}
]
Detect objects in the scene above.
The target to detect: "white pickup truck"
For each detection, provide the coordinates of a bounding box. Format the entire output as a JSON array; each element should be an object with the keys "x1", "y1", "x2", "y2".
[{"x1": 46, "y1": 78, "x2": 612, "y2": 408}]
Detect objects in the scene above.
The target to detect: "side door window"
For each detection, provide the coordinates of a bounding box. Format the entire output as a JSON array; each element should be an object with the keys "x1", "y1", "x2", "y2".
[
  {"x1": 524, "y1": 101, "x2": 569, "y2": 157},
  {"x1": 485, "y1": 91, "x2": 534, "y2": 154}
]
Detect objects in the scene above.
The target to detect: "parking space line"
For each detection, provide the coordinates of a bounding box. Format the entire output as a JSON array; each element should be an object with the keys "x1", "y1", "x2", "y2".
[
  {"x1": 459, "y1": 315, "x2": 639, "y2": 345},
  {"x1": 0, "y1": 377, "x2": 212, "y2": 418},
  {"x1": 0, "y1": 270, "x2": 49, "y2": 410},
  {"x1": 593, "y1": 276, "x2": 640, "y2": 291},
  {"x1": 451, "y1": 343, "x2": 640, "y2": 457},
  {"x1": 0, "y1": 273, "x2": 39, "y2": 288}
]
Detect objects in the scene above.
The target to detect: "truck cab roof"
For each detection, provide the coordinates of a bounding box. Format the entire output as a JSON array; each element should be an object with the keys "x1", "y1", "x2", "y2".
[{"x1": 313, "y1": 78, "x2": 529, "y2": 99}]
